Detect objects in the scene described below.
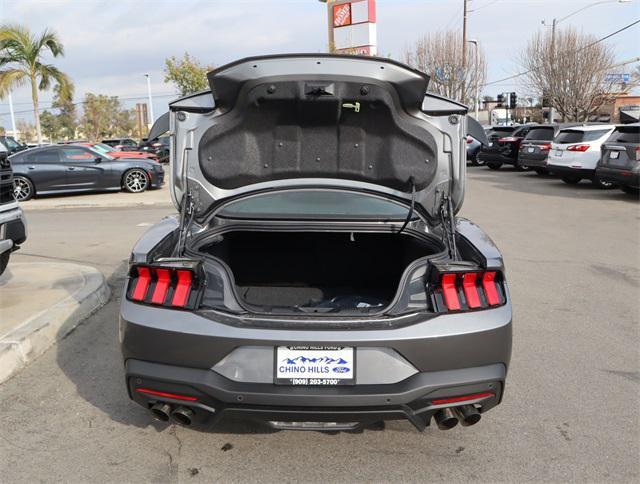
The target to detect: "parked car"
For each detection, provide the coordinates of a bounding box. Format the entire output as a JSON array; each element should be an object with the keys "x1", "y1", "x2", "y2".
[
  {"x1": 0, "y1": 135, "x2": 28, "y2": 155},
  {"x1": 9, "y1": 144, "x2": 164, "y2": 201},
  {"x1": 547, "y1": 125, "x2": 616, "y2": 188},
  {"x1": 479, "y1": 125, "x2": 533, "y2": 170},
  {"x1": 466, "y1": 135, "x2": 482, "y2": 165},
  {"x1": 101, "y1": 138, "x2": 139, "y2": 151},
  {"x1": 77, "y1": 142, "x2": 158, "y2": 161},
  {"x1": 120, "y1": 54, "x2": 511, "y2": 433},
  {"x1": 595, "y1": 123, "x2": 640, "y2": 195},
  {"x1": 517, "y1": 124, "x2": 578, "y2": 175},
  {"x1": 0, "y1": 144, "x2": 27, "y2": 276},
  {"x1": 139, "y1": 135, "x2": 170, "y2": 163}
]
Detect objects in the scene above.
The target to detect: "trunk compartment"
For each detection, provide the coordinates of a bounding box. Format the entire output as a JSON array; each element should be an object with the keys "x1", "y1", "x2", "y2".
[{"x1": 199, "y1": 229, "x2": 444, "y2": 313}]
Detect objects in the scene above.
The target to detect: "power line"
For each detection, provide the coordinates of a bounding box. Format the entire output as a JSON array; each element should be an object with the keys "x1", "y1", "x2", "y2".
[
  {"x1": 485, "y1": 18, "x2": 640, "y2": 86},
  {"x1": 0, "y1": 92, "x2": 179, "y2": 118}
]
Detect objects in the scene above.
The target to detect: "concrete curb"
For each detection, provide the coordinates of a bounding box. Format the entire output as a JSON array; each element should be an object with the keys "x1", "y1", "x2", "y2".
[{"x1": 0, "y1": 264, "x2": 111, "y2": 384}]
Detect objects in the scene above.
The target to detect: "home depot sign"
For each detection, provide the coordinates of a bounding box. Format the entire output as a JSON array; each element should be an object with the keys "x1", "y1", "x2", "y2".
[{"x1": 328, "y1": 0, "x2": 377, "y2": 56}]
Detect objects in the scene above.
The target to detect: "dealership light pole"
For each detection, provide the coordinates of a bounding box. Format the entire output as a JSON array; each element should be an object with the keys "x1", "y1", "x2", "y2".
[
  {"x1": 467, "y1": 39, "x2": 479, "y2": 119},
  {"x1": 8, "y1": 91, "x2": 17, "y2": 141},
  {"x1": 542, "y1": 0, "x2": 631, "y2": 122},
  {"x1": 144, "y1": 73, "x2": 154, "y2": 126}
]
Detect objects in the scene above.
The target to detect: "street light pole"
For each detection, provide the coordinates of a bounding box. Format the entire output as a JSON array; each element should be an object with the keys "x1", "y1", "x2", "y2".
[
  {"x1": 8, "y1": 91, "x2": 17, "y2": 141},
  {"x1": 144, "y1": 74, "x2": 154, "y2": 126},
  {"x1": 467, "y1": 39, "x2": 479, "y2": 119}
]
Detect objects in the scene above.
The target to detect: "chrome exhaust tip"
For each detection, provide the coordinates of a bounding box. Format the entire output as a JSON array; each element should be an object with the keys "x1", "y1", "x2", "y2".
[
  {"x1": 150, "y1": 402, "x2": 172, "y2": 422},
  {"x1": 455, "y1": 405, "x2": 481, "y2": 427},
  {"x1": 434, "y1": 408, "x2": 459, "y2": 430},
  {"x1": 171, "y1": 406, "x2": 194, "y2": 426}
]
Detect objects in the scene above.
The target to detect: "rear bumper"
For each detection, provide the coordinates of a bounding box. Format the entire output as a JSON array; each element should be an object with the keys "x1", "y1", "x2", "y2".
[
  {"x1": 120, "y1": 298, "x2": 512, "y2": 429},
  {"x1": 478, "y1": 151, "x2": 517, "y2": 165},
  {"x1": 126, "y1": 358, "x2": 505, "y2": 430},
  {"x1": 0, "y1": 205, "x2": 27, "y2": 254},
  {"x1": 596, "y1": 167, "x2": 640, "y2": 188},
  {"x1": 517, "y1": 153, "x2": 548, "y2": 168},
  {"x1": 547, "y1": 165, "x2": 595, "y2": 179}
]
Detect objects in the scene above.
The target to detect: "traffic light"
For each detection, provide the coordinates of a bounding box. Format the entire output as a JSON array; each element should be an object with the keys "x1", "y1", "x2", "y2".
[
  {"x1": 509, "y1": 93, "x2": 517, "y2": 109},
  {"x1": 497, "y1": 93, "x2": 504, "y2": 107}
]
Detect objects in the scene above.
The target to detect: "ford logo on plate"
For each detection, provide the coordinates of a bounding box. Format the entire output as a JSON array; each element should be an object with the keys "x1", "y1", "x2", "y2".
[{"x1": 333, "y1": 366, "x2": 350, "y2": 374}]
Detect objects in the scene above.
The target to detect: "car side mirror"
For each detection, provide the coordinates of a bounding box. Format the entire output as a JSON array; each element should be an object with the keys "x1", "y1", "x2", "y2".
[{"x1": 94, "y1": 157, "x2": 103, "y2": 163}]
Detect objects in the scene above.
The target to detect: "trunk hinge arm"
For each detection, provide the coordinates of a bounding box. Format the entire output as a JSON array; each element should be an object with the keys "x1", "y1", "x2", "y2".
[
  {"x1": 397, "y1": 177, "x2": 416, "y2": 235},
  {"x1": 439, "y1": 195, "x2": 458, "y2": 260},
  {"x1": 175, "y1": 190, "x2": 195, "y2": 257}
]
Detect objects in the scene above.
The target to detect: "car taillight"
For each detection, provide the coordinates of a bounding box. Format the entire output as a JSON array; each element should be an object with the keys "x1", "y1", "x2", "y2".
[
  {"x1": 466, "y1": 136, "x2": 473, "y2": 144},
  {"x1": 430, "y1": 269, "x2": 505, "y2": 312},
  {"x1": 567, "y1": 144, "x2": 590, "y2": 152},
  {"x1": 498, "y1": 137, "x2": 517, "y2": 142},
  {"x1": 635, "y1": 146, "x2": 640, "y2": 161},
  {"x1": 127, "y1": 262, "x2": 203, "y2": 309},
  {"x1": 539, "y1": 143, "x2": 552, "y2": 151}
]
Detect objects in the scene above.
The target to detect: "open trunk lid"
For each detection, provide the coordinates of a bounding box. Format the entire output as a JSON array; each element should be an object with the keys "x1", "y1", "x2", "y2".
[{"x1": 161, "y1": 54, "x2": 477, "y2": 222}]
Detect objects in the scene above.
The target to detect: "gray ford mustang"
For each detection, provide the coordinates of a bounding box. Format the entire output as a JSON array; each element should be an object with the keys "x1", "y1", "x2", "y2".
[{"x1": 119, "y1": 54, "x2": 511, "y2": 432}]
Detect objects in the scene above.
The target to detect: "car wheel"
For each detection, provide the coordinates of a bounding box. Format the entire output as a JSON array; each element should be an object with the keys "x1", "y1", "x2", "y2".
[
  {"x1": 0, "y1": 251, "x2": 9, "y2": 277},
  {"x1": 473, "y1": 151, "x2": 485, "y2": 166},
  {"x1": 487, "y1": 162, "x2": 502, "y2": 170},
  {"x1": 13, "y1": 176, "x2": 34, "y2": 201},
  {"x1": 561, "y1": 175, "x2": 581, "y2": 185},
  {"x1": 593, "y1": 177, "x2": 617, "y2": 189},
  {"x1": 123, "y1": 169, "x2": 149, "y2": 193},
  {"x1": 534, "y1": 168, "x2": 548, "y2": 175},
  {"x1": 620, "y1": 185, "x2": 639, "y2": 196}
]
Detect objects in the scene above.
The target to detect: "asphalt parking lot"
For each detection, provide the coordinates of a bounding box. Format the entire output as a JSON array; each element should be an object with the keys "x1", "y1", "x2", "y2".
[{"x1": 1, "y1": 167, "x2": 638, "y2": 483}]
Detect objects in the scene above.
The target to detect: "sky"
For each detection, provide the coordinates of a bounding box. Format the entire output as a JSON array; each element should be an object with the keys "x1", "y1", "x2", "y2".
[{"x1": 0, "y1": 0, "x2": 639, "y2": 129}]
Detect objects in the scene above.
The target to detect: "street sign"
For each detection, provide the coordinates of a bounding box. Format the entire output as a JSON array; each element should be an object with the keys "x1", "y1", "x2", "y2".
[{"x1": 605, "y1": 73, "x2": 630, "y2": 83}]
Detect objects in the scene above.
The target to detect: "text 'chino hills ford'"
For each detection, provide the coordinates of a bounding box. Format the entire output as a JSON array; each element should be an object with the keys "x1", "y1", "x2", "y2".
[{"x1": 119, "y1": 54, "x2": 512, "y2": 433}]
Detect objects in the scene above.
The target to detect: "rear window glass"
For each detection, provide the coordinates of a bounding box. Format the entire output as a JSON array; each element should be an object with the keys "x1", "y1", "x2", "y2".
[
  {"x1": 555, "y1": 129, "x2": 611, "y2": 144},
  {"x1": 218, "y1": 190, "x2": 411, "y2": 220},
  {"x1": 513, "y1": 126, "x2": 530, "y2": 137},
  {"x1": 607, "y1": 127, "x2": 640, "y2": 144},
  {"x1": 525, "y1": 128, "x2": 555, "y2": 141}
]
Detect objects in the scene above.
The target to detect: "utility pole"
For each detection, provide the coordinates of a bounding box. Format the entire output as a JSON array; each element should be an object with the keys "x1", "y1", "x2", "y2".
[
  {"x1": 462, "y1": 0, "x2": 468, "y2": 102},
  {"x1": 8, "y1": 92, "x2": 17, "y2": 141},
  {"x1": 549, "y1": 18, "x2": 556, "y2": 124}
]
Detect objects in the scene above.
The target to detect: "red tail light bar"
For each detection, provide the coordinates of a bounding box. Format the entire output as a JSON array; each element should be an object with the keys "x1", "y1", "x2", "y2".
[
  {"x1": 429, "y1": 267, "x2": 506, "y2": 312},
  {"x1": 127, "y1": 261, "x2": 203, "y2": 309},
  {"x1": 539, "y1": 143, "x2": 552, "y2": 151},
  {"x1": 567, "y1": 144, "x2": 590, "y2": 152}
]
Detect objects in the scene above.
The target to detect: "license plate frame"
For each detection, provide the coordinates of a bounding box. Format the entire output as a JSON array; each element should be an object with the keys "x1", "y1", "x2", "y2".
[{"x1": 274, "y1": 346, "x2": 356, "y2": 386}]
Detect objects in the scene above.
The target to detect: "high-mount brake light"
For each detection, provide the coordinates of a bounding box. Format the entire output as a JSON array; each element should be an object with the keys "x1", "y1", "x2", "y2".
[
  {"x1": 430, "y1": 269, "x2": 505, "y2": 313},
  {"x1": 498, "y1": 136, "x2": 517, "y2": 142},
  {"x1": 127, "y1": 264, "x2": 201, "y2": 309},
  {"x1": 567, "y1": 144, "x2": 590, "y2": 152}
]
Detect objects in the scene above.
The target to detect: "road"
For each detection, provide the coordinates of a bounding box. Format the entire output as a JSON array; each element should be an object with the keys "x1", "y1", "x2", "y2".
[{"x1": 1, "y1": 169, "x2": 638, "y2": 483}]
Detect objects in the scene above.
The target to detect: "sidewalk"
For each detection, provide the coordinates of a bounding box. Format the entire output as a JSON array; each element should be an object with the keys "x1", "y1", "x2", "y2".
[
  {"x1": 0, "y1": 262, "x2": 110, "y2": 383},
  {"x1": 20, "y1": 185, "x2": 173, "y2": 211}
]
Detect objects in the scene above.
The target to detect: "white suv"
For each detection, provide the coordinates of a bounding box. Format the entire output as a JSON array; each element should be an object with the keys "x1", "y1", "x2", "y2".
[{"x1": 547, "y1": 125, "x2": 616, "y2": 188}]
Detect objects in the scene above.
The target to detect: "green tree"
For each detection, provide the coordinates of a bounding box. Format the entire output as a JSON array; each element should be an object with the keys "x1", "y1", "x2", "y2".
[
  {"x1": 51, "y1": 83, "x2": 76, "y2": 140},
  {"x1": 80, "y1": 93, "x2": 136, "y2": 141},
  {"x1": 0, "y1": 24, "x2": 72, "y2": 144},
  {"x1": 39, "y1": 110, "x2": 60, "y2": 142},
  {"x1": 164, "y1": 53, "x2": 212, "y2": 96}
]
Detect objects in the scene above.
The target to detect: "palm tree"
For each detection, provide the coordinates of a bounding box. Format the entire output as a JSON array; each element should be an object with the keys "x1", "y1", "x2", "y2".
[{"x1": 0, "y1": 24, "x2": 72, "y2": 144}]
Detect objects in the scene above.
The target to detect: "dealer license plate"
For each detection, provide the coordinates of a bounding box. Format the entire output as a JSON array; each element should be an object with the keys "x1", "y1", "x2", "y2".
[{"x1": 275, "y1": 346, "x2": 355, "y2": 385}]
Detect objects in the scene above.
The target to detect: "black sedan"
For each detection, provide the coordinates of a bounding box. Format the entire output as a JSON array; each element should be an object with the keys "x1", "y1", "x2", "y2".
[{"x1": 8, "y1": 144, "x2": 164, "y2": 201}]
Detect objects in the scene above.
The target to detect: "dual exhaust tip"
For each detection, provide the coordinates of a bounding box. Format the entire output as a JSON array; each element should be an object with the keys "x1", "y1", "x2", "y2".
[
  {"x1": 150, "y1": 403, "x2": 194, "y2": 426},
  {"x1": 434, "y1": 405, "x2": 481, "y2": 430}
]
